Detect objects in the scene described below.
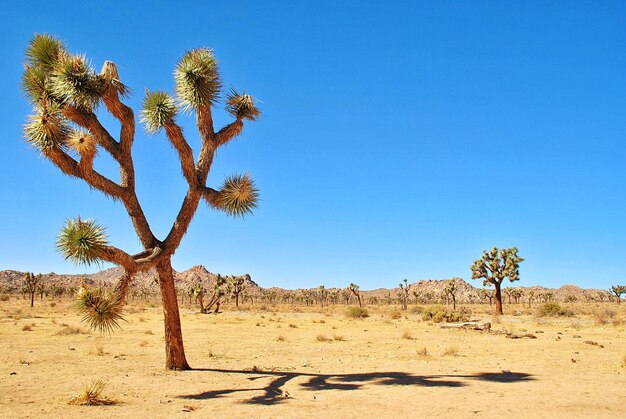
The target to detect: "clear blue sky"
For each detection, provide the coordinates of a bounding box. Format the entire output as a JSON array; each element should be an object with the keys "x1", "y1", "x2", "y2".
[{"x1": 1, "y1": 1, "x2": 624, "y2": 290}]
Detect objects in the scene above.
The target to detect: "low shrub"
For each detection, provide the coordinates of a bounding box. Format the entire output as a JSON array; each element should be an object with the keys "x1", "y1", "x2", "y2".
[
  {"x1": 346, "y1": 307, "x2": 369, "y2": 319},
  {"x1": 536, "y1": 302, "x2": 573, "y2": 317},
  {"x1": 421, "y1": 305, "x2": 470, "y2": 323}
]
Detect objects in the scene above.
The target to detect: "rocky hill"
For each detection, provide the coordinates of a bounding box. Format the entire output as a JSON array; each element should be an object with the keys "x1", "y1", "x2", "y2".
[{"x1": 0, "y1": 267, "x2": 613, "y2": 303}]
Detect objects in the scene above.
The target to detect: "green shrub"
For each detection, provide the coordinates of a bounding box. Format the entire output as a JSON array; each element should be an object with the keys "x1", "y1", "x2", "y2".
[
  {"x1": 537, "y1": 302, "x2": 573, "y2": 317},
  {"x1": 346, "y1": 307, "x2": 369, "y2": 319},
  {"x1": 421, "y1": 305, "x2": 470, "y2": 323}
]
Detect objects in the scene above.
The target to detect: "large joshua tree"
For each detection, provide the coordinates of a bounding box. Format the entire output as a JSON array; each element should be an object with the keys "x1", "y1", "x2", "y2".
[
  {"x1": 21, "y1": 34, "x2": 260, "y2": 370},
  {"x1": 470, "y1": 247, "x2": 524, "y2": 315}
]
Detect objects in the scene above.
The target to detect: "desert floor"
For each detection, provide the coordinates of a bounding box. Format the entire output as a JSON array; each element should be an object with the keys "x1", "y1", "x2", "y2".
[{"x1": 1, "y1": 299, "x2": 625, "y2": 418}]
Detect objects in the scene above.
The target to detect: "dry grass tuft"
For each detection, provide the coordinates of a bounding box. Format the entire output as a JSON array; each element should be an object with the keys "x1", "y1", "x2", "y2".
[
  {"x1": 276, "y1": 335, "x2": 286, "y2": 342},
  {"x1": 288, "y1": 323, "x2": 298, "y2": 328},
  {"x1": 332, "y1": 334, "x2": 345, "y2": 341},
  {"x1": 68, "y1": 380, "x2": 117, "y2": 406},
  {"x1": 22, "y1": 323, "x2": 35, "y2": 331},
  {"x1": 417, "y1": 347, "x2": 430, "y2": 359},
  {"x1": 443, "y1": 346, "x2": 459, "y2": 357},
  {"x1": 316, "y1": 334, "x2": 332, "y2": 342},
  {"x1": 57, "y1": 325, "x2": 86, "y2": 335},
  {"x1": 401, "y1": 330, "x2": 413, "y2": 340}
]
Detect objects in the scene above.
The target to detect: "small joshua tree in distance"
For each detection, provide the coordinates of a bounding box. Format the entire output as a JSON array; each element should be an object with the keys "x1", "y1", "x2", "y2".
[
  {"x1": 611, "y1": 285, "x2": 625, "y2": 305},
  {"x1": 399, "y1": 278, "x2": 410, "y2": 310},
  {"x1": 470, "y1": 247, "x2": 524, "y2": 315},
  {"x1": 348, "y1": 283, "x2": 362, "y2": 308},
  {"x1": 444, "y1": 279, "x2": 458, "y2": 310},
  {"x1": 23, "y1": 272, "x2": 42, "y2": 308},
  {"x1": 21, "y1": 34, "x2": 260, "y2": 370}
]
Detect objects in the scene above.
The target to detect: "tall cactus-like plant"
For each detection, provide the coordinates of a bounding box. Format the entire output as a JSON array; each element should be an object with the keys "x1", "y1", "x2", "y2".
[
  {"x1": 470, "y1": 247, "x2": 524, "y2": 315},
  {"x1": 20, "y1": 34, "x2": 260, "y2": 370},
  {"x1": 444, "y1": 279, "x2": 458, "y2": 310},
  {"x1": 348, "y1": 283, "x2": 362, "y2": 308},
  {"x1": 399, "y1": 278, "x2": 411, "y2": 310}
]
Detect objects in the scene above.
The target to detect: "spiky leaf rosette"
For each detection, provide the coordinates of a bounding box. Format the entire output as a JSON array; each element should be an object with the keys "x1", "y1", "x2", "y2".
[
  {"x1": 174, "y1": 48, "x2": 221, "y2": 111},
  {"x1": 24, "y1": 107, "x2": 69, "y2": 152},
  {"x1": 25, "y1": 33, "x2": 65, "y2": 71},
  {"x1": 76, "y1": 287, "x2": 124, "y2": 335},
  {"x1": 21, "y1": 65, "x2": 53, "y2": 106},
  {"x1": 226, "y1": 88, "x2": 260, "y2": 121},
  {"x1": 219, "y1": 173, "x2": 259, "y2": 217},
  {"x1": 57, "y1": 218, "x2": 107, "y2": 266},
  {"x1": 50, "y1": 54, "x2": 104, "y2": 110},
  {"x1": 140, "y1": 90, "x2": 178, "y2": 134},
  {"x1": 67, "y1": 129, "x2": 97, "y2": 157}
]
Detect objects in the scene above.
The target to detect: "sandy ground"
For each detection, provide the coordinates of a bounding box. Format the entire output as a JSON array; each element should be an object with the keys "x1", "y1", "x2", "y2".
[{"x1": 1, "y1": 299, "x2": 625, "y2": 418}]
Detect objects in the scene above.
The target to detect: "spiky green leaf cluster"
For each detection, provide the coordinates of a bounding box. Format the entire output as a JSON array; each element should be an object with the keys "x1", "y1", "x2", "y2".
[
  {"x1": 24, "y1": 107, "x2": 69, "y2": 152},
  {"x1": 99, "y1": 61, "x2": 130, "y2": 97},
  {"x1": 226, "y1": 88, "x2": 260, "y2": 121},
  {"x1": 218, "y1": 173, "x2": 259, "y2": 217},
  {"x1": 57, "y1": 218, "x2": 108, "y2": 266},
  {"x1": 25, "y1": 33, "x2": 65, "y2": 71},
  {"x1": 76, "y1": 287, "x2": 124, "y2": 334},
  {"x1": 50, "y1": 54, "x2": 104, "y2": 110},
  {"x1": 140, "y1": 90, "x2": 178, "y2": 134},
  {"x1": 174, "y1": 48, "x2": 221, "y2": 110},
  {"x1": 470, "y1": 246, "x2": 524, "y2": 286}
]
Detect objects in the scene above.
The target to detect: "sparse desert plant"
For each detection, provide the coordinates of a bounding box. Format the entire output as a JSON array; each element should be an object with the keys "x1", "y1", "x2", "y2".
[
  {"x1": 536, "y1": 302, "x2": 573, "y2": 317},
  {"x1": 57, "y1": 325, "x2": 86, "y2": 335},
  {"x1": 21, "y1": 34, "x2": 260, "y2": 370},
  {"x1": 288, "y1": 323, "x2": 298, "y2": 328},
  {"x1": 471, "y1": 247, "x2": 524, "y2": 315},
  {"x1": 332, "y1": 334, "x2": 345, "y2": 341},
  {"x1": 276, "y1": 335, "x2": 286, "y2": 342},
  {"x1": 1, "y1": 294, "x2": 10, "y2": 302},
  {"x1": 22, "y1": 323, "x2": 35, "y2": 331},
  {"x1": 417, "y1": 347, "x2": 429, "y2": 358},
  {"x1": 389, "y1": 310, "x2": 402, "y2": 320},
  {"x1": 316, "y1": 334, "x2": 332, "y2": 342},
  {"x1": 593, "y1": 308, "x2": 616, "y2": 325},
  {"x1": 346, "y1": 306, "x2": 369, "y2": 319},
  {"x1": 443, "y1": 346, "x2": 459, "y2": 356},
  {"x1": 401, "y1": 330, "x2": 413, "y2": 340},
  {"x1": 68, "y1": 380, "x2": 116, "y2": 406}
]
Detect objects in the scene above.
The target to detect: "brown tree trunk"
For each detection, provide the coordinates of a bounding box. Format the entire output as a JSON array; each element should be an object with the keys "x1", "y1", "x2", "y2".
[
  {"x1": 156, "y1": 258, "x2": 190, "y2": 370},
  {"x1": 494, "y1": 283, "x2": 503, "y2": 315},
  {"x1": 452, "y1": 296, "x2": 456, "y2": 311},
  {"x1": 357, "y1": 295, "x2": 362, "y2": 308},
  {"x1": 30, "y1": 291, "x2": 34, "y2": 308}
]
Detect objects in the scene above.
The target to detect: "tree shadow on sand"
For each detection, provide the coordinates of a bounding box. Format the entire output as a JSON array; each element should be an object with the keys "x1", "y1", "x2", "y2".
[{"x1": 178, "y1": 368, "x2": 534, "y2": 405}]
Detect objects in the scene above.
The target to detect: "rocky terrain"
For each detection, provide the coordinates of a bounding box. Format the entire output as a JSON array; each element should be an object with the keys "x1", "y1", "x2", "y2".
[{"x1": 0, "y1": 267, "x2": 613, "y2": 303}]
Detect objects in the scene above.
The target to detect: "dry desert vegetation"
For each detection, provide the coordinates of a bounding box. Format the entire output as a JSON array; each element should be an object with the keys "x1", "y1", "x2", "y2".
[{"x1": 1, "y1": 297, "x2": 625, "y2": 418}]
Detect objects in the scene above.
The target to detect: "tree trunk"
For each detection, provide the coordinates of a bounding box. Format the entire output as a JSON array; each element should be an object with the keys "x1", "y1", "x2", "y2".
[
  {"x1": 30, "y1": 291, "x2": 34, "y2": 308},
  {"x1": 235, "y1": 293, "x2": 239, "y2": 308},
  {"x1": 357, "y1": 295, "x2": 362, "y2": 308},
  {"x1": 494, "y1": 283, "x2": 503, "y2": 315},
  {"x1": 156, "y1": 258, "x2": 190, "y2": 370},
  {"x1": 452, "y1": 296, "x2": 456, "y2": 311}
]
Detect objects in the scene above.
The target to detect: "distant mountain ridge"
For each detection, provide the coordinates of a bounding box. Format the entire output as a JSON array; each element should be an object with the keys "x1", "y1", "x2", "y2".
[{"x1": 0, "y1": 267, "x2": 613, "y2": 303}]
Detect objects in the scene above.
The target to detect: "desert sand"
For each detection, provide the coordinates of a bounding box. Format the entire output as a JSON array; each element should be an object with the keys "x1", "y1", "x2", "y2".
[{"x1": 1, "y1": 299, "x2": 625, "y2": 418}]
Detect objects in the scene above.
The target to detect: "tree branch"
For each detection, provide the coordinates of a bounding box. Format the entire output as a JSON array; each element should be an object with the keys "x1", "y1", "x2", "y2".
[
  {"x1": 201, "y1": 187, "x2": 221, "y2": 209},
  {"x1": 45, "y1": 147, "x2": 125, "y2": 200},
  {"x1": 195, "y1": 104, "x2": 215, "y2": 180},
  {"x1": 164, "y1": 122, "x2": 197, "y2": 187},
  {"x1": 214, "y1": 118, "x2": 243, "y2": 148}
]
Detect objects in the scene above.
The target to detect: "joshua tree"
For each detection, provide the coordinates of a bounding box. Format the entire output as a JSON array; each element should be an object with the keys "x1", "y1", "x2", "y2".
[
  {"x1": 21, "y1": 34, "x2": 260, "y2": 370},
  {"x1": 228, "y1": 275, "x2": 247, "y2": 308},
  {"x1": 23, "y1": 272, "x2": 42, "y2": 307},
  {"x1": 191, "y1": 283, "x2": 206, "y2": 313},
  {"x1": 411, "y1": 289, "x2": 420, "y2": 304},
  {"x1": 527, "y1": 290, "x2": 535, "y2": 308},
  {"x1": 348, "y1": 283, "x2": 362, "y2": 308},
  {"x1": 399, "y1": 278, "x2": 411, "y2": 310},
  {"x1": 340, "y1": 288, "x2": 352, "y2": 305},
  {"x1": 444, "y1": 279, "x2": 458, "y2": 310},
  {"x1": 317, "y1": 285, "x2": 327, "y2": 307},
  {"x1": 511, "y1": 288, "x2": 523, "y2": 304},
  {"x1": 470, "y1": 247, "x2": 524, "y2": 315},
  {"x1": 610, "y1": 285, "x2": 625, "y2": 305}
]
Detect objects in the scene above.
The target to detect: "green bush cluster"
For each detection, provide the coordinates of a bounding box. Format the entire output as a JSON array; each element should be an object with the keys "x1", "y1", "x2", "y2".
[
  {"x1": 536, "y1": 302, "x2": 573, "y2": 317},
  {"x1": 346, "y1": 306, "x2": 370, "y2": 319},
  {"x1": 421, "y1": 305, "x2": 470, "y2": 323}
]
